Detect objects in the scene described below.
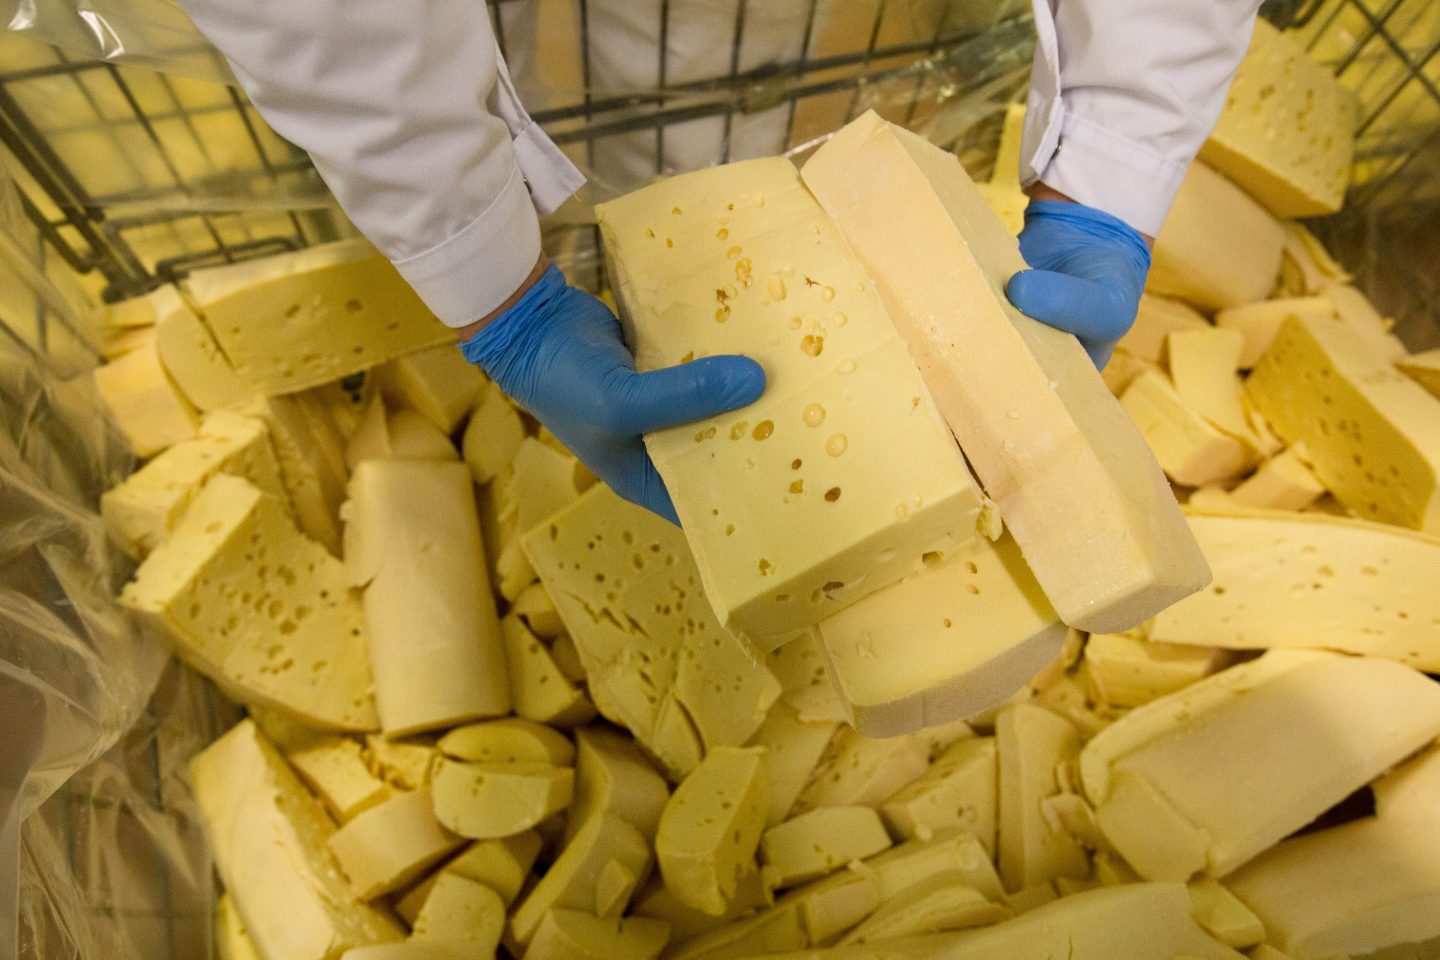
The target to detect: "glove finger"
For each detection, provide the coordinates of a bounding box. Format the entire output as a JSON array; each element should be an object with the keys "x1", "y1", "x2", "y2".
[
  {"x1": 605, "y1": 444, "x2": 681, "y2": 526},
  {"x1": 1006, "y1": 268, "x2": 1136, "y2": 346},
  {"x1": 604, "y1": 355, "x2": 765, "y2": 437},
  {"x1": 1084, "y1": 339, "x2": 1116, "y2": 370}
]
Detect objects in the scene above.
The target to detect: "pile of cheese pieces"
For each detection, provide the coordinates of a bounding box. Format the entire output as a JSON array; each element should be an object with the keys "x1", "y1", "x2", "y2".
[{"x1": 86, "y1": 20, "x2": 1440, "y2": 960}]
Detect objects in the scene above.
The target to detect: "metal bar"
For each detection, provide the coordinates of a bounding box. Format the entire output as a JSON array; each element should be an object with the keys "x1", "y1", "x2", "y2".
[
  {"x1": 845, "y1": 0, "x2": 892, "y2": 122},
  {"x1": 1332, "y1": 0, "x2": 1408, "y2": 76},
  {"x1": 904, "y1": 0, "x2": 957, "y2": 127},
  {"x1": 720, "y1": 0, "x2": 749, "y2": 164},
  {"x1": 782, "y1": 0, "x2": 823, "y2": 149},
  {"x1": 657, "y1": 0, "x2": 672, "y2": 174},
  {"x1": 17, "y1": 187, "x2": 93, "y2": 275}
]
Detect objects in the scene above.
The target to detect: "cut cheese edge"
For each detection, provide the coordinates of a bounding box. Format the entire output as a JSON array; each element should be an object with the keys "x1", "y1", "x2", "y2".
[
  {"x1": 326, "y1": 788, "x2": 465, "y2": 899},
  {"x1": 1121, "y1": 369, "x2": 1258, "y2": 487}
]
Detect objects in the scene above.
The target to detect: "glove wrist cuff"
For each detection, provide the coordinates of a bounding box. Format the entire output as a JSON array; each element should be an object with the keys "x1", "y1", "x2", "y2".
[{"x1": 459, "y1": 262, "x2": 567, "y2": 373}]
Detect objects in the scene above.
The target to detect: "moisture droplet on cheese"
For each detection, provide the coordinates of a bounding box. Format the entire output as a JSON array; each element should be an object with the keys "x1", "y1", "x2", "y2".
[
  {"x1": 801, "y1": 335, "x2": 824, "y2": 357},
  {"x1": 803, "y1": 404, "x2": 827, "y2": 428},
  {"x1": 769, "y1": 276, "x2": 788, "y2": 300},
  {"x1": 753, "y1": 420, "x2": 775, "y2": 441},
  {"x1": 827, "y1": 434, "x2": 849, "y2": 457},
  {"x1": 835, "y1": 358, "x2": 857, "y2": 375},
  {"x1": 820, "y1": 286, "x2": 836, "y2": 302}
]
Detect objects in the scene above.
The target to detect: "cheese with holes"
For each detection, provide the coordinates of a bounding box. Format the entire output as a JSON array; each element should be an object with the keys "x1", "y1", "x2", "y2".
[
  {"x1": 343, "y1": 460, "x2": 509, "y2": 735},
  {"x1": 567, "y1": 726, "x2": 669, "y2": 843},
  {"x1": 1083, "y1": 652, "x2": 1440, "y2": 880},
  {"x1": 499, "y1": 613, "x2": 595, "y2": 727},
  {"x1": 1247, "y1": 315, "x2": 1440, "y2": 531},
  {"x1": 410, "y1": 874, "x2": 506, "y2": 949},
  {"x1": 430, "y1": 758, "x2": 573, "y2": 839},
  {"x1": 190, "y1": 721, "x2": 404, "y2": 960},
  {"x1": 327, "y1": 788, "x2": 465, "y2": 899},
  {"x1": 813, "y1": 531, "x2": 1067, "y2": 737},
  {"x1": 1149, "y1": 162, "x2": 1286, "y2": 311},
  {"x1": 1199, "y1": 20, "x2": 1358, "y2": 217},
  {"x1": 522, "y1": 485, "x2": 780, "y2": 779},
  {"x1": 374, "y1": 344, "x2": 483, "y2": 432},
  {"x1": 527, "y1": 910, "x2": 671, "y2": 960},
  {"x1": 510, "y1": 811, "x2": 651, "y2": 944},
  {"x1": 995, "y1": 704, "x2": 1088, "y2": 892},
  {"x1": 1228, "y1": 447, "x2": 1327, "y2": 510},
  {"x1": 1398, "y1": 348, "x2": 1440, "y2": 399},
  {"x1": 288, "y1": 736, "x2": 391, "y2": 821},
  {"x1": 657, "y1": 746, "x2": 769, "y2": 915},
  {"x1": 121, "y1": 474, "x2": 377, "y2": 729},
  {"x1": 93, "y1": 330, "x2": 199, "y2": 458},
  {"x1": 1121, "y1": 369, "x2": 1257, "y2": 486},
  {"x1": 748, "y1": 701, "x2": 838, "y2": 828},
  {"x1": 793, "y1": 727, "x2": 928, "y2": 814},
  {"x1": 438, "y1": 718, "x2": 575, "y2": 767},
  {"x1": 803, "y1": 110, "x2": 1208, "y2": 634},
  {"x1": 101, "y1": 410, "x2": 288, "y2": 558},
  {"x1": 598, "y1": 153, "x2": 984, "y2": 642},
  {"x1": 760, "y1": 806, "x2": 892, "y2": 889},
  {"x1": 1216, "y1": 297, "x2": 1336, "y2": 368},
  {"x1": 880, "y1": 737, "x2": 997, "y2": 854},
  {"x1": 1082, "y1": 633, "x2": 1228, "y2": 709}
]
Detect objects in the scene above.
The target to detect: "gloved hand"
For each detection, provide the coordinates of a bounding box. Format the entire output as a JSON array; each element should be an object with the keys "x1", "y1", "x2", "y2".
[
  {"x1": 1005, "y1": 199, "x2": 1152, "y2": 369},
  {"x1": 461, "y1": 263, "x2": 766, "y2": 524}
]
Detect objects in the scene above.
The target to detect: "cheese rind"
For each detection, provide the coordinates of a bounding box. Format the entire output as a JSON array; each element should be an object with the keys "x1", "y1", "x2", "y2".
[
  {"x1": 326, "y1": 789, "x2": 466, "y2": 899},
  {"x1": 802, "y1": 110, "x2": 1209, "y2": 634},
  {"x1": 599, "y1": 153, "x2": 984, "y2": 641}
]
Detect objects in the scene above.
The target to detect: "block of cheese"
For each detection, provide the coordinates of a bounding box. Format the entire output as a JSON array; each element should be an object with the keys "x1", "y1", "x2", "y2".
[
  {"x1": 410, "y1": 874, "x2": 506, "y2": 949},
  {"x1": 880, "y1": 737, "x2": 998, "y2": 854},
  {"x1": 1215, "y1": 297, "x2": 1336, "y2": 368},
  {"x1": 327, "y1": 788, "x2": 466, "y2": 899},
  {"x1": 802, "y1": 110, "x2": 1209, "y2": 634},
  {"x1": 510, "y1": 811, "x2": 652, "y2": 944},
  {"x1": 1326, "y1": 285, "x2": 1408, "y2": 362},
  {"x1": 760, "y1": 806, "x2": 892, "y2": 889},
  {"x1": 438, "y1": 718, "x2": 575, "y2": 767},
  {"x1": 867, "y1": 827, "x2": 1005, "y2": 904},
  {"x1": 813, "y1": 531, "x2": 1068, "y2": 737},
  {"x1": 346, "y1": 397, "x2": 457, "y2": 466},
  {"x1": 598, "y1": 153, "x2": 985, "y2": 642},
  {"x1": 288, "y1": 736, "x2": 392, "y2": 821},
  {"x1": 396, "y1": 833, "x2": 542, "y2": 922},
  {"x1": 461, "y1": 382, "x2": 526, "y2": 484},
  {"x1": 1168, "y1": 328, "x2": 1262, "y2": 446},
  {"x1": 837, "y1": 873, "x2": 1010, "y2": 945},
  {"x1": 93, "y1": 330, "x2": 199, "y2": 458},
  {"x1": 1100, "y1": 350, "x2": 1160, "y2": 397},
  {"x1": 190, "y1": 721, "x2": 404, "y2": 960},
  {"x1": 1121, "y1": 369, "x2": 1258, "y2": 487},
  {"x1": 1277, "y1": 223, "x2": 1350, "y2": 297},
  {"x1": 1149, "y1": 162, "x2": 1287, "y2": 311},
  {"x1": 499, "y1": 614, "x2": 596, "y2": 727},
  {"x1": 792, "y1": 727, "x2": 928, "y2": 814},
  {"x1": 1248, "y1": 315, "x2": 1440, "y2": 530},
  {"x1": 657, "y1": 746, "x2": 769, "y2": 915},
  {"x1": 1188, "y1": 878, "x2": 1266, "y2": 949},
  {"x1": 154, "y1": 293, "x2": 252, "y2": 412},
  {"x1": 566, "y1": 726, "x2": 669, "y2": 843},
  {"x1": 1397, "y1": 348, "x2": 1440, "y2": 400},
  {"x1": 1082, "y1": 633, "x2": 1228, "y2": 709},
  {"x1": 526, "y1": 910, "x2": 671, "y2": 960},
  {"x1": 374, "y1": 344, "x2": 483, "y2": 432},
  {"x1": 522, "y1": 485, "x2": 780, "y2": 779},
  {"x1": 1228, "y1": 446, "x2": 1327, "y2": 510},
  {"x1": 101, "y1": 409, "x2": 289, "y2": 558},
  {"x1": 747, "y1": 701, "x2": 839, "y2": 828},
  {"x1": 363, "y1": 735, "x2": 440, "y2": 791},
  {"x1": 251, "y1": 391, "x2": 351, "y2": 554},
  {"x1": 121, "y1": 474, "x2": 377, "y2": 729},
  {"x1": 768, "y1": 633, "x2": 848, "y2": 725},
  {"x1": 1121, "y1": 295, "x2": 1210, "y2": 364},
  {"x1": 186, "y1": 240, "x2": 454, "y2": 396},
  {"x1": 1199, "y1": 19, "x2": 1359, "y2": 217},
  {"x1": 1082, "y1": 653, "x2": 1440, "y2": 880},
  {"x1": 343, "y1": 460, "x2": 509, "y2": 735},
  {"x1": 215, "y1": 893, "x2": 262, "y2": 960},
  {"x1": 430, "y1": 758, "x2": 573, "y2": 839},
  {"x1": 510, "y1": 581, "x2": 562, "y2": 638},
  {"x1": 995, "y1": 704, "x2": 1088, "y2": 892}
]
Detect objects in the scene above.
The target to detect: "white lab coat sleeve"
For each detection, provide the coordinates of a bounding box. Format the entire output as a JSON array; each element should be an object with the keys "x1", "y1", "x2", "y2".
[
  {"x1": 1020, "y1": 0, "x2": 1264, "y2": 236},
  {"x1": 176, "y1": 0, "x2": 585, "y2": 328}
]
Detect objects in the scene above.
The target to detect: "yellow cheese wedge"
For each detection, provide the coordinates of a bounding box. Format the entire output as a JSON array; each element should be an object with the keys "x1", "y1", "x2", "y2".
[
  {"x1": 747, "y1": 701, "x2": 838, "y2": 828},
  {"x1": 1148, "y1": 162, "x2": 1287, "y2": 311},
  {"x1": 995, "y1": 704, "x2": 1088, "y2": 892},
  {"x1": 1397, "y1": 348, "x2": 1440, "y2": 400},
  {"x1": 511, "y1": 581, "x2": 563, "y2": 638},
  {"x1": 1082, "y1": 633, "x2": 1228, "y2": 710},
  {"x1": 768, "y1": 634, "x2": 848, "y2": 724},
  {"x1": 598, "y1": 153, "x2": 984, "y2": 642},
  {"x1": 1372, "y1": 743, "x2": 1440, "y2": 824},
  {"x1": 327, "y1": 788, "x2": 466, "y2": 900},
  {"x1": 343, "y1": 460, "x2": 509, "y2": 735},
  {"x1": 121, "y1": 474, "x2": 377, "y2": 729},
  {"x1": 760, "y1": 806, "x2": 892, "y2": 890},
  {"x1": 1276, "y1": 223, "x2": 1350, "y2": 297},
  {"x1": 438, "y1": 718, "x2": 574, "y2": 767},
  {"x1": 631, "y1": 867, "x2": 769, "y2": 945},
  {"x1": 548, "y1": 633, "x2": 586, "y2": 682},
  {"x1": 510, "y1": 811, "x2": 652, "y2": 944},
  {"x1": 522, "y1": 485, "x2": 780, "y2": 778},
  {"x1": 566, "y1": 726, "x2": 670, "y2": 843},
  {"x1": 867, "y1": 827, "x2": 1005, "y2": 903},
  {"x1": 374, "y1": 344, "x2": 483, "y2": 432},
  {"x1": 288, "y1": 736, "x2": 392, "y2": 822},
  {"x1": 250, "y1": 390, "x2": 351, "y2": 554},
  {"x1": 813, "y1": 531, "x2": 1068, "y2": 737},
  {"x1": 93, "y1": 329, "x2": 199, "y2": 458},
  {"x1": 410, "y1": 874, "x2": 506, "y2": 949},
  {"x1": 346, "y1": 398, "x2": 456, "y2": 467},
  {"x1": 1168, "y1": 327, "x2": 1262, "y2": 446},
  {"x1": 1247, "y1": 315, "x2": 1440, "y2": 530},
  {"x1": 792, "y1": 727, "x2": 928, "y2": 814},
  {"x1": 1151, "y1": 508, "x2": 1440, "y2": 671},
  {"x1": 154, "y1": 293, "x2": 252, "y2": 412},
  {"x1": 363, "y1": 736, "x2": 439, "y2": 791},
  {"x1": 1189, "y1": 878, "x2": 1266, "y2": 949},
  {"x1": 1083, "y1": 653, "x2": 1440, "y2": 880},
  {"x1": 190, "y1": 721, "x2": 404, "y2": 960},
  {"x1": 1122, "y1": 295, "x2": 1210, "y2": 364},
  {"x1": 1326, "y1": 284, "x2": 1408, "y2": 362},
  {"x1": 1216, "y1": 297, "x2": 1336, "y2": 368},
  {"x1": 461, "y1": 382, "x2": 526, "y2": 484},
  {"x1": 430, "y1": 758, "x2": 574, "y2": 839},
  {"x1": 1121, "y1": 369, "x2": 1258, "y2": 487},
  {"x1": 879, "y1": 737, "x2": 997, "y2": 854},
  {"x1": 215, "y1": 894, "x2": 262, "y2": 960},
  {"x1": 802, "y1": 110, "x2": 1209, "y2": 634},
  {"x1": 1199, "y1": 19, "x2": 1359, "y2": 217},
  {"x1": 396, "y1": 833, "x2": 542, "y2": 922},
  {"x1": 837, "y1": 873, "x2": 1010, "y2": 945},
  {"x1": 526, "y1": 910, "x2": 671, "y2": 960},
  {"x1": 498, "y1": 613, "x2": 596, "y2": 727},
  {"x1": 101, "y1": 409, "x2": 289, "y2": 558},
  {"x1": 1100, "y1": 350, "x2": 1160, "y2": 397},
  {"x1": 1228, "y1": 446, "x2": 1327, "y2": 510},
  {"x1": 657, "y1": 746, "x2": 770, "y2": 915}
]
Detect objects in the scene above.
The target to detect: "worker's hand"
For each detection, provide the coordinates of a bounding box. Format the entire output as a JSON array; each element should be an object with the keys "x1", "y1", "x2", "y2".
[
  {"x1": 1005, "y1": 198, "x2": 1152, "y2": 369},
  {"x1": 460, "y1": 264, "x2": 765, "y2": 524}
]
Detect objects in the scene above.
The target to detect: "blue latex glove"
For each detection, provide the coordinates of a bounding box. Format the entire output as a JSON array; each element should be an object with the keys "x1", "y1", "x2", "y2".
[
  {"x1": 1005, "y1": 199, "x2": 1152, "y2": 369},
  {"x1": 461, "y1": 264, "x2": 765, "y2": 524}
]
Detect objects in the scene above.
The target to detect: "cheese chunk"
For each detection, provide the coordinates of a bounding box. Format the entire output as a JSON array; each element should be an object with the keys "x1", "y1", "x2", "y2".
[
  {"x1": 522, "y1": 485, "x2": 780, "y2": 779},
  {"x1": 567, "y1": 726, "x2": 670, "y2": 843},
  {"x1": 345, "y1": 398, "x2": 457, "y2": 466},
  {"x1": 526, "y1": 910, "x2": 670, "y2": 960},
  {"x1": 121, "y1": 474, "x2": 377, "y2": 729},
  {"x1": 327, "y1": 789, "x2": 465, "y2": 900},
  {"x1": 803, "y1": 110, "x2": 1208, "y2": 634},
  {"x1": 1168, "y1": 328, "x2": 1262, "y2": 447},
  {"x1": 1228, "y1": 447, "x2": 1327, "y2": 510},
  {"x1": 511, "y1": 581, "x2": 563, "y2": 638},
  {"x1": 187, "y1": 240, "x2": 453, "y2": 396},
  {"x1": 462, "y1": 382, "x2": 526, "y2": 483},
  {"x1": 657, "y1": 746, "x2": 769, "y2": 915},
  {"x1": 93, "y1": 330, "x2": 199, "y2": 458},
  {"x1": 1199, "y1": 20, "x2": 1359, "y2": 217},
  {"x1": 1151, "y1": 508, "x2": 1440, "y2": 671},
  {"x1": 1122, "y1": 295, "x2": 1210, "y2": 364},
  {"x1": 1248, "y1": 316, "x2": 1440, "y2": 531},
  {"x1": 1121, "y1": 369, "x2": 1257, "y2": 487},
  {"x1": 510, "y1": 811, "x2": 652, "y2": 944},
  {"x1": 1326, "y1": 285, "x2": 1408, "y2": 362},
  {"x1": 837, "y1": 874, "x2": 1009, "y2": 945},
  {"x1": 1149, "y1": 161, "x2": 1286, "y2": 311},
  {"x1": 288, "y1": 736, "x2": 392, "y2": 821},
  {"x1": 101, "y1": 410, "x2": 288, "y2": 558},
  {"x1": 1101, "y1": 350, "x2": 1160, "y2": 397},
  {"x1": 430, "y1": 758, "x2": 573, "y2": 839},
  {"x1": 599, "y1": 153, "x2": 984, "y2": 641},
  {"x1": 396, "y1": 833, "x2": 543, "y2": 922},
  {"x1": 411, "y1": 874, "x2": 506, "y2": 949},
  {"x1": 216, "y1": 894, "x2": 262, "y2": 960},
  {"x1": 499, "y1": 613, "x2": 596, "y2": 727},
  {"x1": 1189, "y1": 878, "x2": 1266, "y2": 949},
  {"x1": 1083, "y1": 654, "x2": 1440, "y2": 880},
  {"x1": 792, "y1": 727, "x2": 928, "y2": 814},
  {"x1": 768, "y1": 634, "x2": 848, "y2": 724},
  {"x1": 632, "y1": 867, "x2": 769, "y2": 945},
  {"x1": 439, "y1": 718, "x2": 575, "y2": 767},
  {"x1": 1277, "y1": 223, "x2": 1350, "y2": 297},
  {"x1": 190, "y1": 721, "x2": 404, "y2": 960},
  {"x1": 251, "y1": 391, "x2": 351, "y2": 554},
  {"x1": 995, "y1": 704, "x2": 1088, "y2": 892},
  {"x1": 760, "y1": 806, "x2": 892, "y2": 889},
  {"x1": 868, "y1": 828, "x2": 1005, "y2": 903},
  {"x1": 747, "y1": 701, "x2": 838, "y2": 828},
  {"x1": 880, "y1": 737, "x2": 998, "y2": 854},
  {"x1": 1082, "y1": 633, "x2": 1228, "y2": 709},
  {"x1": 814, "y1": 531, "x2": 1068, "y2": 737},
  {"x1": 344, "y1": 460, "x2": 509, "y2": 735},
  {"x1": 363, "y1": 736, "x2": 439, "y2": 791},
  {"x1": 154, "y1": 294, "x2": 252, "y2": 412},
  {"x1": 374, "y1": 344, "x2": 483, "y2": 432},
  {"x1": 1397, "y1": 348, "x2": 1440, "y2": 400},
  {"x1": 1216, "y1": 297, "x2": 1336, "y2": 368}
]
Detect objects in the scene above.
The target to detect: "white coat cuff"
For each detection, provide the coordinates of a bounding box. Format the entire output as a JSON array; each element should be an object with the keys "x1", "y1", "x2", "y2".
[
  {"x1": 390, "y1": 160, "x2": 542, "y2": 328},
  {"x1": 1025, "y1": 108, "x2": 1188, "y2": 238}
]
